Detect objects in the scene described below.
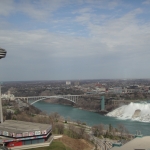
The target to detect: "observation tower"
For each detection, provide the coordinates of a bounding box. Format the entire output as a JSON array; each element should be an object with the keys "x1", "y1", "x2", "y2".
[{"x1": 0, "y1": 48, "x2": 7, "y2": 123}]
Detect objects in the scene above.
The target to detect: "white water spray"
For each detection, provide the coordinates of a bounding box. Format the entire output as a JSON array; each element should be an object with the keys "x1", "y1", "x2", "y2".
[{"x1": 106, "y1": 102, "x2": 150, "y2": 122}]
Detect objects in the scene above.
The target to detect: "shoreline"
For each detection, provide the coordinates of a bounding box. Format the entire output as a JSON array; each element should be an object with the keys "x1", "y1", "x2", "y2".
[
  {"x1": 43, "y1": 99, "x2": 108, "y2": 115},
  {"x1": 33, "y1": 101, "x2": 150, "y2": 136}
]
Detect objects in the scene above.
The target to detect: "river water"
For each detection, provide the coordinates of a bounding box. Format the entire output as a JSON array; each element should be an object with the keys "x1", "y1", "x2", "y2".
[{"x1": 34, "y1": 101, "x2": 150, "y2": 136}]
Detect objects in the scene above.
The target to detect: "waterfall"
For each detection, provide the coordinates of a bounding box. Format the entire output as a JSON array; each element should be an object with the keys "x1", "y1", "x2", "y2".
[{"x1": 106, "y1": 102, "x2": 150, "y2": 122}]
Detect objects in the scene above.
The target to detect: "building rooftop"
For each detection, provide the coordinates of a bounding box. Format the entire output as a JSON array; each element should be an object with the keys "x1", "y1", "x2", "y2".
[
  {"x1": 0, "y1": 120, "x2": 52, "y2": 138},
  {"x1": 111, "y1": 136, "x2": 150, "y2": 150}
]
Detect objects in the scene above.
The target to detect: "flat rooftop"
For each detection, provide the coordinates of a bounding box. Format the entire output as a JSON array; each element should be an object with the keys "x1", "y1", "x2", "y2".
[
  {"x1": 0, "y1": 120, "x2": 52, "y2": 137},
  {"x1": 111, "y1": 136, "x2": 150, "y2": 150}
]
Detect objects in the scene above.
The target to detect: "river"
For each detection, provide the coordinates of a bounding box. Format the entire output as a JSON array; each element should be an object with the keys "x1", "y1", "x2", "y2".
[{"x1": 33, "y1": 101, "x2": 150, "y2": 136}]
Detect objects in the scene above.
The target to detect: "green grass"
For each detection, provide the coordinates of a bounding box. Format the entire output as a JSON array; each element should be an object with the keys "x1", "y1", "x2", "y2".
[
  {"x1": 49, "y1": 141, "x2": 71, "y2": 150},
  {"x1": 28, "y1": 141, "x2": 72, "y2": 150}
]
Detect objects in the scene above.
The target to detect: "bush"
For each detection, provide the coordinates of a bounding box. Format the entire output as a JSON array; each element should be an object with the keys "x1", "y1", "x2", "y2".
[
  {"x1": 14, "y1": 109, "x2": 21, "y2": 115},
  {"x1": 82, "y1": 122, "x2": 86, "y2": 125}
]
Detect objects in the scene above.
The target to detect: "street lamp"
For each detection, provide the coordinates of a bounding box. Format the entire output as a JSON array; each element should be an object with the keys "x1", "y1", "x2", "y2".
[{"x1": 0, "y1": 48, "x2": 7, "y2": 123}]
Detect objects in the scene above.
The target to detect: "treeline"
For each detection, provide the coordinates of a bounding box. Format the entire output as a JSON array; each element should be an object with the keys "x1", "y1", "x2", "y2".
[
  {"x1": 3, "y1": 103, "x2": 133, "y2": 144},
  {"x1": 4, "y1": 108, "x2": 89, "y2": 141},
  {"x1": 92, "y1": 123, "x2": 132, "y2": 141}
]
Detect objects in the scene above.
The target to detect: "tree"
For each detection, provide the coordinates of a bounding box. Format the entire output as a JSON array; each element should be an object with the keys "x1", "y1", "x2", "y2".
[
  {"x1": 6, "y1": 111, "x2": 12, "y2": 120},
  {"x1": 56, "y1": 123, "x2": 64, "y2": 134},
  {"x1": 109, "y1": 124, "x2": 113, "y2": 133},
  {"x1": 78, "y1": 127, "x2": 86, "y2": 138},
  {"x1": 76, "y1": 120, "x2": 81, "y2": 126},
  {"x1": 92, "y1": 124, "x2": 104, "y2": 137},
  {"x1": 49, "y1": 112, "x2": 60, "y2": 124},
  {"x1": 92, "y1": 125, "x2": 99, "y2": 137},
  {"x1": 94, "y1": 144, "x2": 98, "y2": 150},
  {"x1": 98, "y1": 124, "x2": 104, "y2": 135},
  {"x1": 68, "y1": 124, "x2": 78, "y2": 138},
  {"x1": 117, "y1": 124, "x2": 126, "y2": 141},
  {"x1": 124, "y1": 128, "x2": 130, "y2": 140}
]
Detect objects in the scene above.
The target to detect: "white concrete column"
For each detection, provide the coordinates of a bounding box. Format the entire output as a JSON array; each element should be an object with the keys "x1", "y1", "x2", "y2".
[{"x1": 0, "y1": 84, "x2": 3, "y2": 123}]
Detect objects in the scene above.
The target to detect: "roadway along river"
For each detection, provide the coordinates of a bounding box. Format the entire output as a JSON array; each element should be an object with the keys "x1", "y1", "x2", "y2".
[{"x1": 34, "y1": 101, "x2": 150, "y2": 136}]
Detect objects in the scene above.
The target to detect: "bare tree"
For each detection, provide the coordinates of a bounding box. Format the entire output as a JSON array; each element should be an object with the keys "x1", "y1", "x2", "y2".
[
  {"x1": 49, "y1": 112, "x2": 60, "y2": 124},
  {"x1": 98, "y1": 124, "x2": 104, "y2": 135},
  {"x1": 92, "y1": 124, "x2": 104, "y2": 137},
  {"x1": 76, "y1": 120, "x2": 81, "y2": 126},
  {"x1": 92, "y1": 125, "x2": 99, "y2": 137},
  {"x1": 67, "y1": 124, "x2": 80, "y2": 139},
  {"x1": 117, "y1": 124, "x2": 125, "y2": 141},
  {"x1": 56, "y1": 123, "x2": 64, "y2": 134},
  {"x1": 78, "y1": 127, "x2": 86, "y2": 138}
]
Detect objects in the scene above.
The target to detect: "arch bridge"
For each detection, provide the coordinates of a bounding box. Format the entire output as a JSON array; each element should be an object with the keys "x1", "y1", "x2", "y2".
[{"x1": 15, "y1": 95, "x2": 82, "y2": 105}]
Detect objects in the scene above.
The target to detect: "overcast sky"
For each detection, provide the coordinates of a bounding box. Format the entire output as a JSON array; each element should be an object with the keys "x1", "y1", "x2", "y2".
[{"x1": 0, "y1": 0, "x2": 150, "y2": 81}]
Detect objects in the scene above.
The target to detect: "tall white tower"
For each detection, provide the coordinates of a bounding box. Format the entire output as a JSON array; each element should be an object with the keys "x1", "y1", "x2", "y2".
[
  {"x1": 0, "y1": 48, "x2": 7, "y2": 123},
  {"x1": 0, "y1": 84, "x2": 3, "y2": 123}
]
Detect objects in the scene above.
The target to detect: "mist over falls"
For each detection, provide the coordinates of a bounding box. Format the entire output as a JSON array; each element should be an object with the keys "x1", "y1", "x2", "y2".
[{"x1": 106, "y1": 102, "x2": 150, "y2": 122}]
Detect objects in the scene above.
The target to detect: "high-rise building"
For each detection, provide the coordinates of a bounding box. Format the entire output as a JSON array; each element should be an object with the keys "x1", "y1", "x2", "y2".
[{"x1": 66, "y1": 81, "x2": 71, "y2": 85}]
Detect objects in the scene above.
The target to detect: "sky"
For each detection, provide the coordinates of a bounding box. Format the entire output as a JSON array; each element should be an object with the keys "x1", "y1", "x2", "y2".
[{"x1": 0, "y1": 0, "x2": 150, "y2": 81}]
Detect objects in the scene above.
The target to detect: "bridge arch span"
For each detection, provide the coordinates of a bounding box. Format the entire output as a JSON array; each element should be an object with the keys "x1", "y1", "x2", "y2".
[{"x1": 29, "y1": 96, "x2": 77, "y2": 105}]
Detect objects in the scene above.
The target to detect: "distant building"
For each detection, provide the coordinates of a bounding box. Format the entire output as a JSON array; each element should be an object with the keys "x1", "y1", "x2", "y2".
[
  {"x1": 96, "y1": 87, "x2": 106, "y2": 92},
  {"x1": 1, "y1": 91, "x2": 15, "y2": 100},
  {"x1": 108, "y1": 88, "x2": 114, "y2": 93},
  {"x1": 122, "y1": 88, "x2": 127, "y2": 93},
  {"x1": 95, "y1": 82, "x2": 102, "y2": 87},
  {"x1": 66, "y1": 81, "x2": 71, "y2": 85},
  {"x1": 113, "y1": 87, "x2": 122, "y2": 94},
  {"x1": 74, "y1": 81, "x2": 80, "y2": 86}
]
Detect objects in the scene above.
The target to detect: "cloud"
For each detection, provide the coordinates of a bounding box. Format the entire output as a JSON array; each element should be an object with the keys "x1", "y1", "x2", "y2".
[
  {"x1": 0, "y1": 0, "x2": 69, "y2": 21},
  {"x1": 0, "y1": 0, "x2": 15, "y2": 16},
  {"x1": 1, "y1": 0, "x2": 150, "y2": 80},
  {"x1": 0, "y1": 7, "x2": 149, "y2": 60},
  {"x1": 19, "y1": 0, "x2": 71, "y2": 21},
  {"x1": 87, "y1": 8, "x2": 145, "y2": 49},
  {"x1": 143, "y1": 0, "x2": 150, "y2": 5},
  {"x1": 72, "y1": 6, "x2": 150, "y2": 57},
  {"x1": 73, "y1": 0, "x2": 124, "y2": 24},
  {"x1": 75, "y1": 13, "x2": 92, "y2": 24},
  {"x1": 0, "y1": 29, "x2": 107, "y2": 60}
]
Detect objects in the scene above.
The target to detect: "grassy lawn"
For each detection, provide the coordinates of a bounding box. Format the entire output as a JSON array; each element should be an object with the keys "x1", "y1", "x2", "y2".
[{"x1": 28, "y1": 141, "x2": 72, "y2": 150}]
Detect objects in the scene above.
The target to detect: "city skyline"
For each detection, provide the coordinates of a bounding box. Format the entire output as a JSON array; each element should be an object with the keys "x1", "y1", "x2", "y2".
[{"x1": 0, "y1": 0, "x2": 150, "y2": 81}]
